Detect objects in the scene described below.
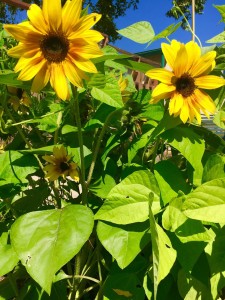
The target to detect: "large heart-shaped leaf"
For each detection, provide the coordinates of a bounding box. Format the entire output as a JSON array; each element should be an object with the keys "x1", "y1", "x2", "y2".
[
  {"x1": 10, "y1": 205, "x2": 94, "y2": 294},
  {"x1": 95, "y1": 170, "x2": 160, "y2": 224},
  {"x1": 182, "y1": 178, "x2": 225, "y2": 223},
  {"x1": 97, "y1": 221, "x2": 151, "y2": 269}
]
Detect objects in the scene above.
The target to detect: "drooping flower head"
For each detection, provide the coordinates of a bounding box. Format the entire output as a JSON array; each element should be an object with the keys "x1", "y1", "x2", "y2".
[
  {"x1": 43, "y1": 145, "x2": 79, "y2": 181},
  {"x1": 4, "y1": 0, "x2": 103, "y2": 100},
  {"x1": 146, "y1": 40, "x2": 225, "y2": 124}
]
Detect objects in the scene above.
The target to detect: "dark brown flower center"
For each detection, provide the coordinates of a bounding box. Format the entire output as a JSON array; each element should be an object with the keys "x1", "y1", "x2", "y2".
[
  {"x1": 175, "y1": 73, "x2": 195, "y2": 97},
  {"x1": 60, "y1": 161, "x2": 70, "y2": 172},
  {"x1": 40, "y1": 34, "x2": 69, "y2": 63}
]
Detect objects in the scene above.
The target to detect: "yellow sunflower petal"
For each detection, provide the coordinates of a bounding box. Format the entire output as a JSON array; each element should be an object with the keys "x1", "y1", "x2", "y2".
[
  {"x1": 43, "y1": 0, "x2": 62, "y2": 32},
  {"x1": 173, "y1": 44, "x2": 189, "y2": 77},
  {"x1": 31, "y1": 62, "x2": 50, "y2": 92},
  {"x1": 17, "y1": 57, "x2": 46, "y2": 81},
  {"x1": 50, "y1": 64, "x2": 70, "y2": 100},
  {"x1": 186, "y1": 96, "x2": 201, "y2": 124},
  {"x1": 63, "y1": 60, "x2": 83, "y2": 88},
  {"x1": 71, "y1": 13, "x2": 102, "y2": 37},
  {"x1": 75, "y1": 60, "x2": 97, "y2": 73},
  {"x1": 78, "y1": 30, "x2": 104, "y2": 43},
  {"x1": 4, "y1": 22, "x2": 42, "y2": 42},
  {"x1": 8, "y1": 43, "x2": 39, "y2": 58},
  {"x1": 42, "y1": 155, "x2": 56, "y2": 164},
  {"x1": 189, "y1": 51, "x2": 216, "y2": 78},
  {"x1": 151, "y1": 83, "x2": 175, "y2": 103},
  {"x1": 179, "y1": 101, "x2": 190, "y2": 123},
  {"x1": 69, "y1": 44, "x2": 103, "y2": 59},
  {"x1": 146, "y1": 68, "x2": 174, "y2": 84},
  {"x1": 185, "y1": 41, "x2": 201, "y2": 69},
  {"x1": 169, "y1": 93, "x2": 184, "y2": 115},
  {"x1": 27, "y1": 4, "x2": 48, "y2": 34},
  {"x1": 193, "y1": 89, "x2": 216, "y2": 114},
  {"x1": 62, "y1": 0, "x2": 82, "y2": 34},
  {"x1": 161, "y1": 40, "x2": 181, "y2": 70},
  {"x1": 195, "y1": 75, "x2": 225, "y2": 89}
]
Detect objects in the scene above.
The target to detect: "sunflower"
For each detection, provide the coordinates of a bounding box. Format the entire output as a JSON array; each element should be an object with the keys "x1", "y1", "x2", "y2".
[
  {"x1": 7, "y1": 86, "x2": 31, "y2": 114},
  {"x1": 43, "y1": 145, "x2": 79, "y2": 181},
  {"x1": 4, "y1": 0, "x2": 103, "y2": 100},
  {"x1": 146, "y1": 40, "x2": 225, "y2": 124},
  {"x1": 118, "y1": 73, "x2": 130, "y2": 103}
]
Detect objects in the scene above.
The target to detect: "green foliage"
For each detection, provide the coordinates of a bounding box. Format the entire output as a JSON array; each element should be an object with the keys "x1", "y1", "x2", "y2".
[{"x1": 1, "y1": 6, "x2": 225, "y2": 300}]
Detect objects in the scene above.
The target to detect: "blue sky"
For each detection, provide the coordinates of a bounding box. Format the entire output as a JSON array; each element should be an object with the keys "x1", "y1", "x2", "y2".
[{"x1": 113, "y1": 0, "x2": 225, "y2": 53}]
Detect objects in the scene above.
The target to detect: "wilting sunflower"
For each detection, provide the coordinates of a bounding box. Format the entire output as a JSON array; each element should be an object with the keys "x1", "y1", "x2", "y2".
[
  {"x1": 4, "y1": 0, "x2": 103, "y2": 100},
  {"x1": 146, "y1": 40, "x2": 225, "y2": 124},
  {"x1": 118, "y1": 73, "x2": 130, "y2": 103},
  {"x1": 43, "y1": 145, "x2": 79, "y2": 181},
  {"x1": 7, "y1": 87, "x2": 31, "y2": 114}
]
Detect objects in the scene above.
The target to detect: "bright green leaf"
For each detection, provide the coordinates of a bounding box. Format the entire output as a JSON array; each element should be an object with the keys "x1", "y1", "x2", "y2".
[
  {"x1": 0, "y1": 151, "x2": 38, "y2": 184},
  {"x1": 95, "y1": 170, "x2": 160, "y2": 224},
  {"x1": 10, "y1": 205, "x2": 94, "y2": 294},
  {"x1": 149, "y1": 195, "x2": 176, "y2": 298},
  {"x1": 97, "y1": 221, "x2": 151, "y2": 269},
  {"x1": 202, "y1": 154, "x2": 225, "y2": 183},
  {"x1": 0, "y1": 234, "x2": 19, "y2": 277},
  {"x1": 118, "y1": 21, "x2": 155, "y2": 44},
  {"x1": 147, "y1": 22, "x2": 181, "y2": 46},
  {"x1": 182, "y1": 178, "x2": 225, "y2": 223},
  {"x1": 161, "y1": 126, "x2": 205, "y2": 186},
  {"x1": 91, "y1": 75, "x2": 123, "y2": 108},
  {"x1": 154, "y1": 160, "x2": 191, "y2": 205}
]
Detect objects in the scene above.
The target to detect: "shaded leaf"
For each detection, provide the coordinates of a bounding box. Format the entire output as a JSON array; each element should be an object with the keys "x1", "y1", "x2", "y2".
[{"x1": 97, "y1": 221, "x2": 151, "y2": 269}]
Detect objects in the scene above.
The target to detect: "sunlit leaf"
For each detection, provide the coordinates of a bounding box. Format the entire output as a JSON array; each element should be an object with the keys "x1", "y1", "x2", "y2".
[
  {"x1": 91, "y1": 75, "x2": 123, "y2": 108},
  {"x1": 182, "y1": 178, "x2": 225, "y2": 223},
  {"x1": 11, "y1": 205, "x2": 94, "y2": 294},
  {"x1": 149, "y1": 194, "x2": 176, "y2": 298},
  {"x1": 95, "y1": 170, "x2": 160, "y2": 224},
  {"x1": 118, "y1": 21, "x2": 155, "y2": 44},
  {"x1": 97, "y1": 221, "x2": 150, "y2": 269}
]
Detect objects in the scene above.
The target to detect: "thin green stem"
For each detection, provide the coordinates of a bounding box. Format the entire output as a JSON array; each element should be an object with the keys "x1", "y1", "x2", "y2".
[
  {"x1": 86, "y1": 108, "x2": 122, "y2": 187},
  {"x1": 71, "y1": 85, "x2": 87, "y2": 205},
  {"x1": 174, "y1": 2, "x2": 202, "y2": 48}
]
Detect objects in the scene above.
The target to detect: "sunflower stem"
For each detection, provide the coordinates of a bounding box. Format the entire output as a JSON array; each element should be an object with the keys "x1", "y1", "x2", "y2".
[
  {"x1": 71, "y1": 85, "x2": 87, "y2": 205},
  {"x1": 86, "y1": 108, "x2": 122, "y2": 188}
]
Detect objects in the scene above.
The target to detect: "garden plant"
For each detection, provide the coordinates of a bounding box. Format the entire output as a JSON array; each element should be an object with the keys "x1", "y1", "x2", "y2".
[{"x1": 1, "y1": 0, "x2": 225, "y2": 299}]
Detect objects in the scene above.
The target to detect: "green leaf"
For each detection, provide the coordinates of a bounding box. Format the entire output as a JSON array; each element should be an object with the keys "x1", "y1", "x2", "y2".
[
  {"x1": 182, "y1": 178, "x2": 225, "y2": 223},
  {"x1": 0, "y1": 234, "x2": 19, "y2": 277},
  {"x1": 161, "y1": 126, "x2": 205, "y2": 186},
  {"x1": 103, "y1": 273, "x2": 145, "y2": 300},
  {"x1": 147, "y1": 22, "x2": 181, "y2": 46},
  {"x1": 0, "y1": 151, "x2": 38, "y2": 184},
  {"x1": 206, "y1": 31, "x2": 225, "y2": 43},
  {"x1": 213, "y1": 110, "x2": 225, "y2": 129},
  {"x1": 113, "y1": 58, "x2": 154, "y2": 73},
  {"x1": 118, "y1": 21, "x2": 155, "y2": 44},
  {"x1": 149, "y1": 195, "x2": 176, "y2": 298},
  {"x1": 205, "y1": 226, "x2": 225, "y2": 275},
  {"x1": 61, "y1": 125, "x2": 78, "y2": 134},
  {"x1": 91, "y1": 75, "x2": 123, "y2": 108},
  {"x1": 202, "y1": 154, "x2": 225, "y2": 183},
  {"x1": 95, "y1": 170, "x2": 160, "y2": 224},
  {"x1": 178, "y1": 269, "x2": 212, "y2": 300},
  {"x1": 214, "y1": 5, "x2": 225, "y2": 23},
  {"x1": 154, "y1": 160, "x2": 191, "y2": 205},
  {"x1": 97, "y1": 221, "x2": 151, "y2": 269},
  {"x1": 0, "y1": 72, "x2": 31, "y2": 88},
  {"x1": 10, "y1": 205, "x2": 94, "y2": 294}
]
